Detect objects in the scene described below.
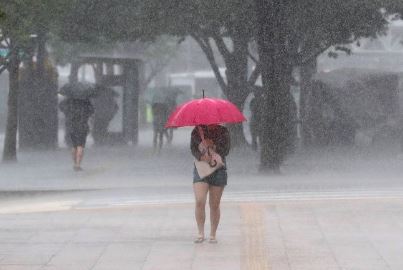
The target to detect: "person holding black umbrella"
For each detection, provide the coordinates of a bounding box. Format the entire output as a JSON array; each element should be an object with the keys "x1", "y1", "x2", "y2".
[{"x1": 59, "y1": 82, "x2": 95, "y2": 171}]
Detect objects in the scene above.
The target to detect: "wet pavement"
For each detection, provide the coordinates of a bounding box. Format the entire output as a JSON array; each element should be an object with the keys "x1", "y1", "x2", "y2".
[
  {"x1": 1, "y1": 199, "x2": 403, "y2": 270},
  {"x1": 1, "y1": 128, "x2": 403, "y2": 269}
]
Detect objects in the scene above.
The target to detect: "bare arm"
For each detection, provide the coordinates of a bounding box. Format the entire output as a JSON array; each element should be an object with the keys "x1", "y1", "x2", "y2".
[
  {"x1": 190, "y1": 127, "x2": 203, "y2": 160},
  {"x1": 214, "y1": 126, "x2": 230, "y2": 157}
]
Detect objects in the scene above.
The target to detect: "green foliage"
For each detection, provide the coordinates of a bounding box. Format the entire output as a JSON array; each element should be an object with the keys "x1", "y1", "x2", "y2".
[
  {"x1": 253, "y1": 0, "x2": 397, "y2": 66},
  {"x1": 48, "y1": 34, "x2": 114, "y2": 66},
  {"x1": 57, "y1": 0, "x2": 255, "y2": 44},
  {"x1": 0, "y1": 1, "x2": 33, "y2": 44},
  {"x1": 141, "y1": 0, "x2": 255, "y2": 38},
  {"x1": 57, "y1": 0, "x2": 149, "y2": 43},
  {"x1": 0, "y1": 0, "x2": 70, "y2": 66},
  {"x1": 293, "y1": 0, "x2": 391, "y2": 63},
  {"x1": 0, "y1": 0, "x2": 67, "y2": 38},
  {"x1": 139, "y1": 0, "x2": 400, "y2": 61}
]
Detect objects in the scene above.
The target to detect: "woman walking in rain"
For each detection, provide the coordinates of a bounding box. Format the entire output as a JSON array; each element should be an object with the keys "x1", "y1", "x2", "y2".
[
  {"x1": 191, "y1": 124, "x2": 230, "y2": 244},
  {"x1": 164, "y1": 93, "x2": 244, "y2": 244},
  {"x1": 60, "y1": 97, "x2": 94, "y2": 171}
]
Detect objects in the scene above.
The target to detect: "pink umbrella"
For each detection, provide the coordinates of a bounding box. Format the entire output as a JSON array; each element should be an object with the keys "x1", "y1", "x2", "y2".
[{"x1": 165, "y1": 97, "x2": 246, "y2": 128}]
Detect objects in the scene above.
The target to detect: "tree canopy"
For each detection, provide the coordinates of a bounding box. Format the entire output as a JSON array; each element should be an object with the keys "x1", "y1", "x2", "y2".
[
  {"x1": 1, "y1": 0, "x2": 403, "y2": 165},
  {"x1": 254, "y1": 0, "x2": 402, "y2": 171}
]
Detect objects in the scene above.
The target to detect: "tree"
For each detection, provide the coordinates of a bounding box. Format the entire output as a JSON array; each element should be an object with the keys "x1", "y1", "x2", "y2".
[
  {"x1": 0, "y1": 0, "x2": 68, "y2": 160},
  {"x1": 18, "y1": 1, "x2": 67, "y2": 150},
  {"x1": 137, "y1": 36, "x2": 181, "y2": 88},
  {"x1": 141, "y1": 0, "x2": 261, "y2": 146},
  {"x1": 1, "y1": 39, "x2": 19, "y2": 162},
  {"x1": 254, "y1": 0, "x2": 401, "y2": 172},
  {"x1": 60, "y1": 0, "x2": 261, "y2": 146},
  {"x1": 0, "y1": 1, "x2": 33, "y2": 161},
  {"x1": 40, "y1": 0, "x2": 403, "y2": 171}
]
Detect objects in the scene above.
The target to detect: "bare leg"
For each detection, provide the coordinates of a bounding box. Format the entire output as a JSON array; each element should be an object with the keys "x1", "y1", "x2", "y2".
[
  {"x1": 163, "y1": 129, "x2": 169, "y2": 141},
  {"x1": 74, "y1": 146, "x2": 84, "y2": 170},
  {"x1": 153, "y1": 129, "x2": 158, "y2": 150},
  {"x1": 169, "y1": 129, "x2": 173, "y2": 144},
  {"x1": 209, "y1": 185, "x2": 224, "y2": 242},
  {"x1": 158, "y1": 131, "x2": 163, "y2": 151},
  {"x1": 71, "y1": 148, "x2": 76, "y2": 163},
  {"x1": 193, "y1": 182, "x2": 209, "y2": 242}
]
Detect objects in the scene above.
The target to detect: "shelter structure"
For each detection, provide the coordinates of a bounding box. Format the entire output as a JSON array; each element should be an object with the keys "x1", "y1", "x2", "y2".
[{"x1": 68, "y1": 56, "x2": 143, "y2": 145}]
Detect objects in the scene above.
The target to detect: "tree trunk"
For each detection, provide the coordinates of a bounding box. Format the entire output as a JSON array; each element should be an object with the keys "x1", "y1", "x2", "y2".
[
  {"x1": 19, "y1": 32, "x2": 58, "y2": 149},
  {"x1": 299, "y1": 58, "x2": 317, "y2": 147},
  {"x1": 254, "y1": 0, "x2": 293, "y2": 173},
  {"x1": 192, "y1": 34, "x2": 251, "y2": 147},
  {"x1": 18, "y1": 43, "x2": 35, "y2": 150},
  {"x1": 223, "y1": 37, "x2": 250, "y2": 147},
  {"x1": 37, "y1": 32, "x2": 58, "y2": 149},
  {"x1": 226, "y1": 91, "x2": 246, "y2": 147},
  {"x1": 3, "y1": 42, "x2": 19, "y2": 162}
]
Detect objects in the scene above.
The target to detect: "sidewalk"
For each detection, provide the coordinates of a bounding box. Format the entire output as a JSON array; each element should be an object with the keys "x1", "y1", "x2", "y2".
[
  {"x1": 1, "y1": 128, "x2": 403, "y2": 269},
  {"x1": 1, "y1": 199, "x2": 403, "y2": 269}
]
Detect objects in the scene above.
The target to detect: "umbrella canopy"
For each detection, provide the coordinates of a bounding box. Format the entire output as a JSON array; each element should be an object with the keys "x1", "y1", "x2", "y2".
[
  {"x1": 59, "y1": 82, "x2": 97, "y2": 100},
  {"x1": 165, "y1": 97, "x2": 246, "y2": 128}
]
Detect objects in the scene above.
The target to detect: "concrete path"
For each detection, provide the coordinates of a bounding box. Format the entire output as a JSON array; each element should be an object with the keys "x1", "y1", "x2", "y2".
[
  {"x1": 1, "y1": 128, "x2": 403, "y2": 269},
  {"x1": 1, "y1": 199, "x2": 403, "y2": 270}
]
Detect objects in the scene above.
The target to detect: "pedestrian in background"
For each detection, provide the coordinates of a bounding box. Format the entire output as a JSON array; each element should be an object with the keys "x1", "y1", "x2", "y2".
[
  {"x1": 152, "y1": 102, "x2": 170, "y2": 152},
  {"x1": 60, "y1": 98, "x2": 94, "y2": 171}
]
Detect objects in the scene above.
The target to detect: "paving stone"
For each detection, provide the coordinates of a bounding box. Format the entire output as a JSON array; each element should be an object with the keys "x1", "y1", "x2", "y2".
[
  {"x1": 0, "y1": 199, "x2": 403, "y2": 269},
  {"x1": 29, "y1": 231, "x2": 77, "y2": 244},
  {"x1": 0, "y1": 231, "x2": 34, "y2": 243},
  {"x1": 142, "y1": 241, "x2": 194, "y2": 270},
  {"x1": 0, "y1": 244, "x2": 61, "y2": 265},
  {"x1": 45, "y1": 243, "x2": 106, "y2": 269},
  {"x1": 193, "y1": 256, "x2": 240, "y2": 270},
  {"x1": 0, "y1": 265, "x2": 42, "y2": 270},
  {"x1": 94, "y1": 242, "x2": 151, "y2": 265}
]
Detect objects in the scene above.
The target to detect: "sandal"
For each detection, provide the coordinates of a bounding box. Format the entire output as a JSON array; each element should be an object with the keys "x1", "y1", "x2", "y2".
[
  {"x1": 193, "y1": 236, "x2": 205, "y2": 244},
  {"x1": 208, "y1": 237, "x2": 218, "y2": 244}
]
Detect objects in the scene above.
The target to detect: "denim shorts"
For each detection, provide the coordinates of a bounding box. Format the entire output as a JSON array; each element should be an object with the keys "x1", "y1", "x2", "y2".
[{"x1": 193, "y1": 166, "x2": 227, "y2": 186}]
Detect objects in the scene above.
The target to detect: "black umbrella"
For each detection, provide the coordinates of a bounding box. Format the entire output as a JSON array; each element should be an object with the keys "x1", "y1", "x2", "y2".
[
  {"x1": 93, "y1": 84, "x2": 119, "y2": 98},
  {"x1": 59, "y1": 82, "x2": 97, "y2": 99}
]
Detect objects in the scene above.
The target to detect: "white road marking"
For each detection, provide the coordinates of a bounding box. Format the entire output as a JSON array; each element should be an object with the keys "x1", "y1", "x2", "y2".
[
  {"x1": 2, "y1": 189, "x2": 403, "y2": 213},
  {"x1": 0, "y1": 200, "x2": 80, "y2": 214},
  {"x1": 75, "y1": 189, "x2": 403, "y2": 209}
]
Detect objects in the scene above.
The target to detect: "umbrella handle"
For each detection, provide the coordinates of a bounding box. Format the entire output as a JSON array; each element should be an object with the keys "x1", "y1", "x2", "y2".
[{"x1": 209, "y1": 160, "x2": 217, "y2": 168}]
